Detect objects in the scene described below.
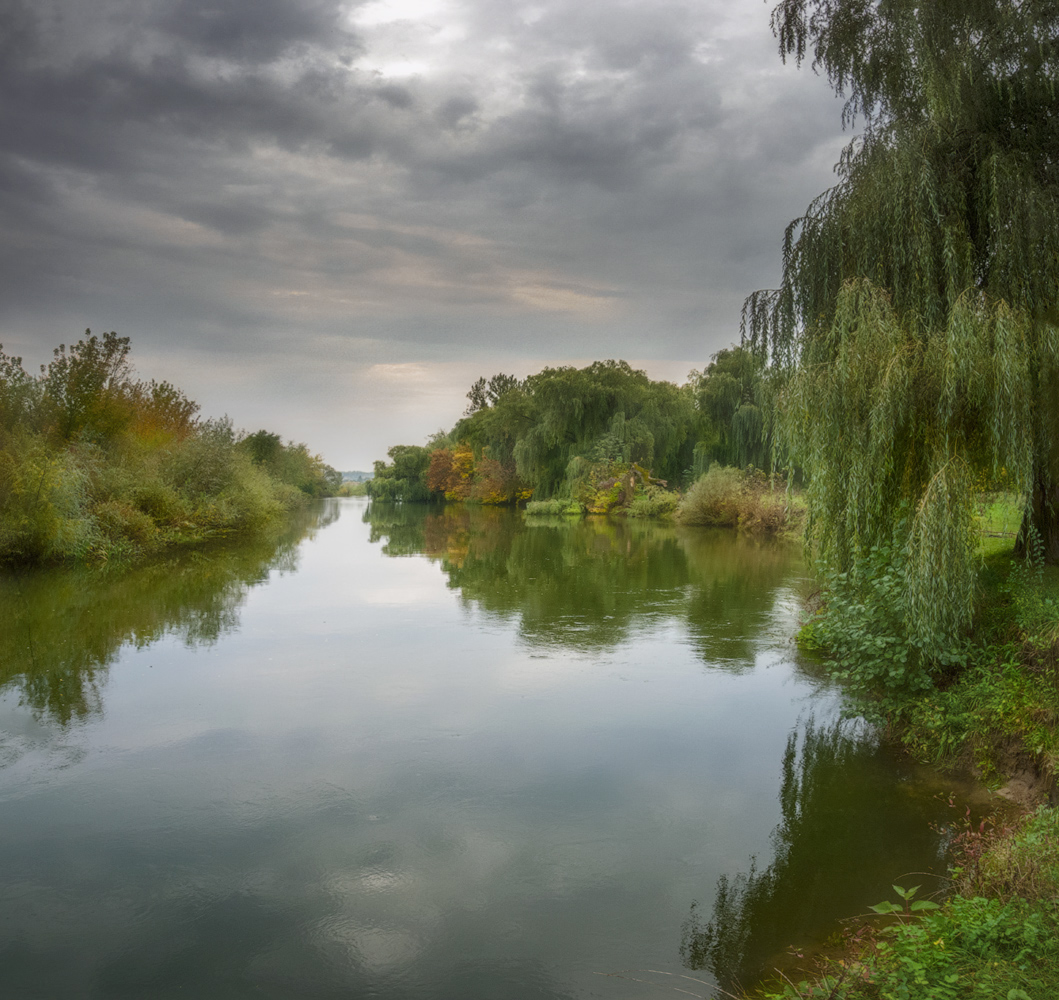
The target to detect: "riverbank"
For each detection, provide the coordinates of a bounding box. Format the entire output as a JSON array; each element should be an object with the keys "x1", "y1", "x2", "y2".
[
  {"x1": 752, "y1": 804, "x2": 1059, "y2": 1000},
  {"x1": 750, "y1": 520, "x2": 1059, "y2": 999},
  {"x1": 526, "y1": 465, "x2": 806, "y2": 535},
  {"x1": 0, "y1": 333, "x2": 340, "y2": 568}
]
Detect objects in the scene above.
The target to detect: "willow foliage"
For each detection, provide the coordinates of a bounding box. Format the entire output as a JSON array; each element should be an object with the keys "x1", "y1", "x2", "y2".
[{"x1": 748, "y1": 0, "x2": 1059, "y2": 648}]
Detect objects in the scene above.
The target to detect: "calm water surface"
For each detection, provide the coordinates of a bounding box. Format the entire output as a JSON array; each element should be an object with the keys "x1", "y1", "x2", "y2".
[{"x1": 0, "y1": 500, "x2": 963, "y2": 999}]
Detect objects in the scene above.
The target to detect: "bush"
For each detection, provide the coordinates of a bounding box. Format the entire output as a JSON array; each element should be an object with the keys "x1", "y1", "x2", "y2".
[
  {"x1": 163, "y1": 418, "x2": 239, "y2": 499},
  {"x1": 0, "y1": 334, "x2": 332, "y2": 567},
  {"x1": 677, "y1": 464, "x2": 744, "y2": 526},
  {"x1": 626, "y1": 484, "x2": 680, "y2": 518},
  {"x1": 92, "y1": 499, "x2": 160, "y2": 555},
  {"x1": 676, "y1": 465, "x2": 797, "y2": 533},
  {"x1": 951, "y1": 807, "x2": 1059, "y2": 904},
  {"x1": 131, "y1": 479, "x2": 188, "y2": 526},
  {"x1": 525, "y1": 498, "x2": 583, "y2": 516},
  {"x1": 0, "y1": 432, "x2": 94, "y2": 562}
]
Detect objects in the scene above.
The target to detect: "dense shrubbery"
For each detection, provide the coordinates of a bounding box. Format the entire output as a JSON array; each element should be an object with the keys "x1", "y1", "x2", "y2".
[
  {"x1": 0, "y1": 331, "x2": 339, "y2": 566},
  {"x1": 676, "y1": 464, "x2": 798, "y2": 534}
]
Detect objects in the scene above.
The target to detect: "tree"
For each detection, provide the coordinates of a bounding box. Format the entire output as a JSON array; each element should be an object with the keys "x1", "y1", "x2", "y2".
[
  {"x1": 689, "y1": 347, "x2": 770, "y2": 472},
  {"x1": 464, "y1": 373, "x2": 525, "y2": 414},
  {"x1": 367, "y1": 444, "x2": 436, "y2": 502},
  {"x1": 0, "y1": 345, "x2": 38, "y2": 431},
  {"x1": 242, "y1": 430, "x2": 283, "y2": 467},
  {"x1": 745, "y1": 0, "x2": 1059, "y2": 647},
  {"x1": 40, "y1": 330, "x2": 136, "y2": 442}
]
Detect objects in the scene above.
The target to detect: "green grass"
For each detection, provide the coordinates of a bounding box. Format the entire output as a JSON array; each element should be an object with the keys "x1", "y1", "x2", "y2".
[
  {"x1": 524, "y1": 498, "x2": 583, "y2": 516},
  {"x1": 975, "y1": 493, "x2": 1022, "y2": 557}
]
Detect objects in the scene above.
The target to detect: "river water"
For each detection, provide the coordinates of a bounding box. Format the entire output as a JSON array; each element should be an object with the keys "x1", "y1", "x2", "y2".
[{"x1": 0, "y1": 499, "x2": 964, "y2": 999}]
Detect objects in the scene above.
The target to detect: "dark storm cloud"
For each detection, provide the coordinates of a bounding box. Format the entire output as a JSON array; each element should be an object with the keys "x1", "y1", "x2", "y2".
[
  {"x1": 0, "y1": 0, "x2": 846, "y2": 464},
  {"x1": 157, "y1": 0, "x2": 353, "y2": 60}
]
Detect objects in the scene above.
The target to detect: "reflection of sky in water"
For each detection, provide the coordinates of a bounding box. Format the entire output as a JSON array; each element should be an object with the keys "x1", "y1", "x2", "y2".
[{"x1": 0, "y1": 500, "x2": 958, "y2": 999}]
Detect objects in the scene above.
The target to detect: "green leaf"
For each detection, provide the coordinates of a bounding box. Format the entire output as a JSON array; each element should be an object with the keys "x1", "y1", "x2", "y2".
[{"x1": 870, "y1": 901, "x2": 902, "y2": 914}]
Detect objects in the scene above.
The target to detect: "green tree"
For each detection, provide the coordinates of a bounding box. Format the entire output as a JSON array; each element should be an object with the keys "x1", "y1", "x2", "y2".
[
  {"x1": 689, "y1": 347, "x2": 770, "y2": 473},
  {"x1": 367, "y1": 444, "x2": 436, "y2": 502},
  {"x1": 239, "y1": 431, "x2": 340, "y2": 497},
  {"x1": 0, "y1": 346, "x2": 39, "y2": 432},
  {"x1": 242, "y1": 430, "x2": 283, "y2": 467},
  {"x1": 40, "y1": 330, "x2": 136, "y2": 443},
  {"x1": 746, "y1": 0, "x2": 1059, "y2": 648},
  {"x1": 506, "y1": 361, "x2": 695, "y2": 495},
  {"x1": 464, "y1": 373, "x2": 525, "y2": 414}
]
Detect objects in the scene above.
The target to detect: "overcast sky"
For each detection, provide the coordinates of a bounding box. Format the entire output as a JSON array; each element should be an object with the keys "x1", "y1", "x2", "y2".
[{"x1": 0, "y1": 0, "x2": 847, "y2": 468}]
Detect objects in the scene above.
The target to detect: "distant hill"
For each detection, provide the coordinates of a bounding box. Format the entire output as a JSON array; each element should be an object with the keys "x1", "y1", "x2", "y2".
[{"x1": 340, "y1": 471, "x2": 374, "y2": 482}]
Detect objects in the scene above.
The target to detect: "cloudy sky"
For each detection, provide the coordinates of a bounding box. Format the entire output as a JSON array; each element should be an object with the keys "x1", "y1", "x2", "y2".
[{"x1": 0, "y1": 0, "x2": 847, "y2": 468}]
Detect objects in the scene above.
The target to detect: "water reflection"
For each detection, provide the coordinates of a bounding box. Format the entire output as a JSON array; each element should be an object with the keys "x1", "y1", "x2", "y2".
[
  {"x1": 365, "y1": 503, "x2": 800, "y2": 665},
  {"x1": 680, "y1": 719, "x2": 950, "y2": 996},
  {"x1": 0, "y1": 499, "x2": 970, "y2": 999},
  {"x1": 0, "y1": 502, "x2": 339, "y2": 725}
]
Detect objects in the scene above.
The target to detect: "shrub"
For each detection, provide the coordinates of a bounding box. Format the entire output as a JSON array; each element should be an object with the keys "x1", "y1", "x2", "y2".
[
  {"x1": 676, "y1": 464, "x2": 745, "y2": 526},
  {"x1": 131, "y1": 479, "x2": 189, "y2": 526},
  {"x1": 92, "y1": 499, "x2": 160, "y2": 554},
  {"x1": 163, "y1": 418, "x2": 239, "y2": 499},
  {"x1": 951, "y1": 807, "x2": 1059, "y2": 905},
  {"x1": 626, "y1": 484, "x2": 680, "y2": 518},
  {"x1": 676, "y1": 464, "x2": 797, "y2": 534},
  {"x1": 0, "y1": 432, "x2": 94, "y2": 563},
  {"x1": 525, "y1": 498, "x2": 582, "y2": 516}
]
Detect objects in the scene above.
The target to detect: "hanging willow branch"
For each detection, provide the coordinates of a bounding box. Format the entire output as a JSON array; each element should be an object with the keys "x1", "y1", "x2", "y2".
[{"x1": 748, "y1": 0, "x2": 1059, "y2": 650}]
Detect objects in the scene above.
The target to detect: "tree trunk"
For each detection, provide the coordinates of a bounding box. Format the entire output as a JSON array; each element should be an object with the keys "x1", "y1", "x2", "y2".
[{"x1": 1015, "y1": 471, "x2": 1059, "y2": 564}]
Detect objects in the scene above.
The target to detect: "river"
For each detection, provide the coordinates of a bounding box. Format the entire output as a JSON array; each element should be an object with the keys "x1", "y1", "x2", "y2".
[{"x1": 0, "y1": 499, "x2": 966, "y2": 999}]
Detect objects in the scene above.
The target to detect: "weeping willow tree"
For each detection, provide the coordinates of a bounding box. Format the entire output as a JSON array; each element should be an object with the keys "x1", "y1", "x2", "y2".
[{"x1": 744, "y1": 0, "x2": 1059, "y2": 650}]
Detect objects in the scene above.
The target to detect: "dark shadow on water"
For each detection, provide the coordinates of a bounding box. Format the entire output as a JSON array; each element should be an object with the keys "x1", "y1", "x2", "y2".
[
  {"x1": 0, "y1": 501, "x2": 340, "y2": 726},
  {"x1": 680, "y1": 718, "x2": 954, "y2": 997}
]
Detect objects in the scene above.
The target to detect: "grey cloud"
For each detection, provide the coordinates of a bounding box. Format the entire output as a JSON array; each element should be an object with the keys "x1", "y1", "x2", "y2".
[
  {"x1": 0, "y1": 0, "x2": 847, "y2": 466},
  {"x1": 156, "y1": 0, "x2": 357, "y2": 61}
]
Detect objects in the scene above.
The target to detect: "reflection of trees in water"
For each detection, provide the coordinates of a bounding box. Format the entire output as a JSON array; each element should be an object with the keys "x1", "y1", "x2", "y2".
[
  {"x1": 1, "y1": 503, "x2": 339, "y2": 725},
  {"x1": 364, "y1": 503, "x2": 799, "y2": 662},
  {"x1": 681, "y1": 719, "x2": 948, "y2": 997}
]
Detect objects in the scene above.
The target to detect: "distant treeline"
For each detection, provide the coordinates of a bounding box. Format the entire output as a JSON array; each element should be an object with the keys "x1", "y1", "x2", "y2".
[
  {"x1": 0, "y1": 331, "x2": 340, "y2": 566},
  {"x1": 369, "y1": 349, "x2": 774, "y2": 514}
]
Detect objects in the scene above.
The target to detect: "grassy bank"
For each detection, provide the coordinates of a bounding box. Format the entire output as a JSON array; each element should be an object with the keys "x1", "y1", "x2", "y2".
[
  {"x1": 764, "y1": 501, "x2": 1059, "y2": 1000},
  {"x1": 800, "y1": 496, "x2": 1059, "y2": 797},
  {"x1": 0, "y1": 332, "x2": 340, "y2": 567}
]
